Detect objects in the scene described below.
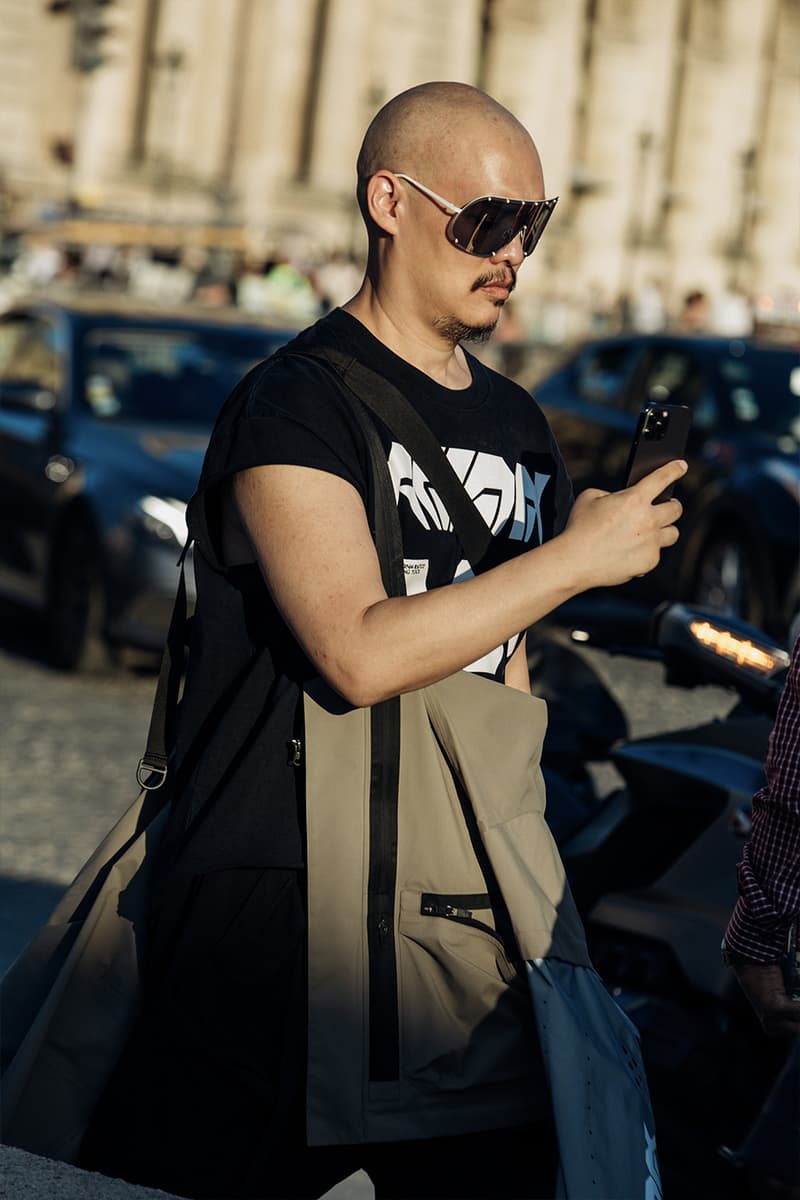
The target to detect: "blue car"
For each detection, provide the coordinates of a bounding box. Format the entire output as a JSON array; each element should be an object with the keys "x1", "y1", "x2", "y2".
[
  {"x1": 0, "y1": 298, "x2": 292, "y2": 669},
  {"x1": 534, "y1": 333, "x2": 800, "y2": 640}
]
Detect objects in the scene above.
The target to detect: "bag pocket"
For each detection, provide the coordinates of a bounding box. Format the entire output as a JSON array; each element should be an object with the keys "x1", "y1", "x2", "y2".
[{"x1": 397, "y1": 889, "x2": 537, "y2": 1090}]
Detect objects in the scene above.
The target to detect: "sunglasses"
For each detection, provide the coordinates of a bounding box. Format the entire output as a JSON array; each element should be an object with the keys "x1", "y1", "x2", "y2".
[{"x1": 394, "y1": 172, "x2": 558, "y2": 258}]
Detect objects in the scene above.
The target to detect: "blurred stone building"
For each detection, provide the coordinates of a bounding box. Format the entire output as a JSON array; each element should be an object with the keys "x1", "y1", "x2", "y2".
[{"x1": 0, "y1": 0, "x2": 798, "y2": 334}]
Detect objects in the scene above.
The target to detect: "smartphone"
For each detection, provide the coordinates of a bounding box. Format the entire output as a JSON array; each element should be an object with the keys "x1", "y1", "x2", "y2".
[{"x1": 624, "y1": 403, "x2": 692, "y2": 502}]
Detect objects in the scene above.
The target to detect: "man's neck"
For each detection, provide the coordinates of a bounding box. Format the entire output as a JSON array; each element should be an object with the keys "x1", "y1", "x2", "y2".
[{"x1": 342, "y1": 288, "x2": 472, "y2": 390}]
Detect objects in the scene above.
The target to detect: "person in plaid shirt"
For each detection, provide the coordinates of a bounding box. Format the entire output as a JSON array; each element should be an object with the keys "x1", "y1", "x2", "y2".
[
  {"x1": 723, "y1": 633, "x2": 800, "y2": 1037},
  {"x1": 722, "y1": 636, "x2": 800, "y2": 1200}
]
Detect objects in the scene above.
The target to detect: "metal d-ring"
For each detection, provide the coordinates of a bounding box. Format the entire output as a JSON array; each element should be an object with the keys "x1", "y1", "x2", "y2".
[{"x1": 137, "y1": 759, "x2": 168, "y2": 790}]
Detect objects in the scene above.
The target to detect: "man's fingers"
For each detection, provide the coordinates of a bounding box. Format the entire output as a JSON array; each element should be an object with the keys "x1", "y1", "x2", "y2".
[
  {"x1": 656, "y1": 497, "x2": 683, "y2": 526},
  {"x1": 634, "y1": 458, "x2": 688, "y2": 502}
]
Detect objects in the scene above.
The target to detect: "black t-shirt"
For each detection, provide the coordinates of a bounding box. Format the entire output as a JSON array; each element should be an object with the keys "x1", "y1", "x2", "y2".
[{"x1": 159, "y1": 309, "x2": 573, "y2": 878}]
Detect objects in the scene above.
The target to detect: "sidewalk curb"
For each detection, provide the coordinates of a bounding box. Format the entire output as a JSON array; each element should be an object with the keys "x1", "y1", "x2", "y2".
[
  {"x1": 0, "y1": 1145, "x2": 375, "y2": 1199},
  {"x1": 0, "y1": 1144, "x2": 183, "y2": 1199}
]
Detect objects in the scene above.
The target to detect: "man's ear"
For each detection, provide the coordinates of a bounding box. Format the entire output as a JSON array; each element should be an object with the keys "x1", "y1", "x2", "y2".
[{"x1": 366, "y1": 171, "x2": 402, "y2": 239}]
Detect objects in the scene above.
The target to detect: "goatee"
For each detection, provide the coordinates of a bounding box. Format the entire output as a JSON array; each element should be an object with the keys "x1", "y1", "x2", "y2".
[{"x1": 432, "y1": 315, "x2": 498, "y2": 345}]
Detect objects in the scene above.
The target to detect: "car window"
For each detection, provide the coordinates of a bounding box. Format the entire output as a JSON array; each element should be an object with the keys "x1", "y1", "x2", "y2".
[
  {"x1": 0, "y1": 316, "x2": 60, "y2": 392},
  {"x1": 638, "y1": 347, "x2": 718, "y2": 431},
  {"x1": 574, "y1": 342, "x2": 638, "y2": 408},
  {"x1": 718, "y1": 345, "x2": 800, "y2": 440},
  {"x1": 79, "y1": 325, "x2": 278, "y2": 424}
]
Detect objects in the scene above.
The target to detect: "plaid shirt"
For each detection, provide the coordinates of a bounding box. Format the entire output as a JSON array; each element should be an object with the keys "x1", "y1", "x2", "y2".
[{"x1": 725, "y1": 636, "x2": 800, "y2": 962}]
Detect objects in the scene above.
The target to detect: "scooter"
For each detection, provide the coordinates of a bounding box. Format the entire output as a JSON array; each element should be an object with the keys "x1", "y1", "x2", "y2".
[{"x1": 528, "y1": 604, "x2": 794, "y2": 1200}]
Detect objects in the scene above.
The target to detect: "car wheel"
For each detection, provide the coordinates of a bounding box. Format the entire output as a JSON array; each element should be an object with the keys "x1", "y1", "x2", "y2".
[
  {"x1": 46, "y1": 518, "x2": 113, "y2": 672},
  {"x1": 690, "y1": 528, "x2": 766, "y2": 628}
]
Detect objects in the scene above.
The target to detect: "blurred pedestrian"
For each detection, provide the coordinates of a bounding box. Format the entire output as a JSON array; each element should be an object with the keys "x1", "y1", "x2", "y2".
[{"x1": 678, "y1": 288, "x2": 710, "y2": 333}]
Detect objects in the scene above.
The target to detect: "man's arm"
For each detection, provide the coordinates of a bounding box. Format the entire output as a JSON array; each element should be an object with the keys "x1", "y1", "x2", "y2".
[
  {"x1": 233, "y1": 456, "x2": 685, "y2": 707},
  {"x1": 729, "y1": 961, "x2": 800, "y2": 1037}
]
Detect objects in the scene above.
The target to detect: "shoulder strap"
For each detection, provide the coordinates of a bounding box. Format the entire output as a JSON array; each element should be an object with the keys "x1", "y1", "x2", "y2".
[
  {"x1": 342, "y1": 384, "x2": 406, "y2": 599},
  {"x1": 292, "y1": 345, "x2": 493, "y2": 571},
  {"x1": 136, "y1": 547, "x2": 190, "y2": 791}
]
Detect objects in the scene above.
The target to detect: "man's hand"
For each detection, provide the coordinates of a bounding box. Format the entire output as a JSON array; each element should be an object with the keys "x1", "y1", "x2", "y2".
[
  {"x1": 562, "y1": 459, "x2": 687, "y2": 590},
  {"x1": 732, "y1": 961, "x2": 800, "y2": 1037}
]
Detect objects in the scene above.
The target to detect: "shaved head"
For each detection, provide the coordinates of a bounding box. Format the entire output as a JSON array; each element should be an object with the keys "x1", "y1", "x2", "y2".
[
  {"x1": 356, "y1": 82, "x2": 539, "y2": 228},
  {"x1": 347, "y1": 82, "x2": 547, "y2": 355}
]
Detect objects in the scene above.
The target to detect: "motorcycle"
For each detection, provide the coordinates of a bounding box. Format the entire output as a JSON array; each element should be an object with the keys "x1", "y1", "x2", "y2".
[{"x1": 527, "y1": 603, "x2": 795, "y2": 1200}]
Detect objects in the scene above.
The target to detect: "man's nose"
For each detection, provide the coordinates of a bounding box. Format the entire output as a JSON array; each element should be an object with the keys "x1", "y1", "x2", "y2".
[{"x1": 489, "y1": 231, "x2": 525, "y2": 267}]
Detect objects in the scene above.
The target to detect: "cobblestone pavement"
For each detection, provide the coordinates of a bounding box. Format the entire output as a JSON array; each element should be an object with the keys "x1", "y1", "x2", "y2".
[{"x1": 1, "y1": 603, "x2": 158, "y2": 888}]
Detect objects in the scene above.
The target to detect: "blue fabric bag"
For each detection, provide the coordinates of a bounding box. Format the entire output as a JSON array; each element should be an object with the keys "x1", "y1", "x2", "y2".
[{"x1": 527, "y1": 959, "x2": 662, "y2": 1200}]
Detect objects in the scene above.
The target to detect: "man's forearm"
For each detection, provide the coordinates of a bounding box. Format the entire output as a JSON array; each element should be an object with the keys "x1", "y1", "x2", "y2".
[
  {"x1": 237, "y1": 458, "x2": 685, "y2": 708},
  {"x1": 344, "y1": 533, "x2": 581, "y2": 705}
]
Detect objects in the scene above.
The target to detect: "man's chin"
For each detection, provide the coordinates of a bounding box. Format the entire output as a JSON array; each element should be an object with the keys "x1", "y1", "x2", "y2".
[
  {"x1": 460, "y1": 322, "x2": 497, "y2": 345},
  {"x1": 433, "y1": 312, "x2": 499, "y2": 346}
]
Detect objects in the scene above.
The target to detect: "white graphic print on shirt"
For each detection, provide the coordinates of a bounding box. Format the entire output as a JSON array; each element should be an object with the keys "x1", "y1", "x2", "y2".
[{"x1": 388, "y1": 443, "x2": 552, "y2": 677}]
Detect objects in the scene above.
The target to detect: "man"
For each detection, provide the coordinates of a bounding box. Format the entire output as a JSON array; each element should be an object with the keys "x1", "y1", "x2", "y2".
[{"x1": 80, "y1": 82, "x2": 685, "y2": 1199}]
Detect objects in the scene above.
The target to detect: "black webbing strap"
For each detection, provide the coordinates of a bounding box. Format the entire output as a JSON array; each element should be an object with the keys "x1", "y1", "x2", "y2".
[
  {"x1": 340, "y1": 383, "x2": 406, "y2": 599},
  {"x1": 292, "y1": 346, "x2": 494, "y2": 572},
  {"x1": 136, "y1": 547, "x2": 189, "y2": 791}
]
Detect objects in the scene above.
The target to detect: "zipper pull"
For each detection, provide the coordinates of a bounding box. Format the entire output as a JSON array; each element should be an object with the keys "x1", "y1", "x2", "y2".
[
  {"x1": 421, "y1": 901, "x2": 473, "y2": 920},
  {"x1": 287, "y1": 738, "x2": 303, "y2": 767}
]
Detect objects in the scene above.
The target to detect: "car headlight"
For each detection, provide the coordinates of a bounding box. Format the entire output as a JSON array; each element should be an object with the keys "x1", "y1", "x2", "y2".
[{"x1": 136, "y1": 496, "x2": 188, "y2": 546}]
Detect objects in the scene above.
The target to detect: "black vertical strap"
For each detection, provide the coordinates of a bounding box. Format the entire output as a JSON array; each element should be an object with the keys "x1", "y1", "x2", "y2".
[
  {"x1": 344, "y1": 388, "x2": 402, "y2": 1080},
  {"x1": 136, "y1": 549, "x2": 189, "y2": 791},
  {"x1": 344, "y1": 387, "x2": 406, "y2": 600},
  {"x1": 365, "y1": 698, "x2": 400, "y2": 1081}
]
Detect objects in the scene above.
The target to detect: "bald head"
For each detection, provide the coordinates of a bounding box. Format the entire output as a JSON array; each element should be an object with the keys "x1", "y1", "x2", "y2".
[{"x1": 356, "y1": 82, "x2": 540, "y2": 228}]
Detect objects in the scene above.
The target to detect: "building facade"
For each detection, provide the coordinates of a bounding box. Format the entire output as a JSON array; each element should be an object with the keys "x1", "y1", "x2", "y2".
[{"x1": 0, "y1": 0, "x2": 798, "y2": 333}]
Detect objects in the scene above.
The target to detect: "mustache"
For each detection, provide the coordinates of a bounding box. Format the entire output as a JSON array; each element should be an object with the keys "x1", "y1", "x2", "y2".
[{"x1": 471, "y1": 268, "x2": 517, "y2": 293}]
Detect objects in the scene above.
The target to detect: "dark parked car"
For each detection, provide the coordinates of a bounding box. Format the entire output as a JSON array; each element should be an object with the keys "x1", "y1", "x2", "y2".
[
  {"x1": 534, "y1": 334, "x2": 800, "y2": 639},
  {"x1": 0, "y1": 298, "x2": 293, "y2": 669}
]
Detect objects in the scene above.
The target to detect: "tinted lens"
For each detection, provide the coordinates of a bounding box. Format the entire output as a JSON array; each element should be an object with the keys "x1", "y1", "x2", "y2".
[
  {"x1": 450, "y1": 197, "x2": 556, "y2": 257},
  {"x1": 520, "y1": 201, "x2": 557, "y2": 255}
]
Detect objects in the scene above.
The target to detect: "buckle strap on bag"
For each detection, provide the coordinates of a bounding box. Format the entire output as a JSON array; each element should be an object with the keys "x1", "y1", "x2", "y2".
[{"x1": 136, "y1": 542, "x2": 190, "y2": 790}]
